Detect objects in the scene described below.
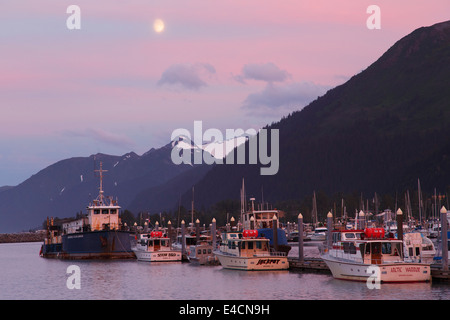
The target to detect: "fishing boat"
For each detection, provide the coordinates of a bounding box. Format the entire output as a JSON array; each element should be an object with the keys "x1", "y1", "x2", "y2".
[
  {"x1": 40, "y1": 162, "x2": 135, "y2": 259},
  {"x1": 214, "y1": 229, "x2": 289, "y2": 271},
  {"x1": 188, "y1": 242, "x2": 218, "y2": 265},
  {"x1": 403, "y1": 232, "x2": 436, "y2": 264},
  {"x1": 133, "y1": 231, "x2": 182, "y2": 262},
  {"x1": 241, "y1": 207, "x2": 291, "y2": 254},
  {"x1": 321, "y1": 228, "x2": 431, "y2": 283},
  {"x1": 307, "y1": 227, "x2": 328, "y2": 241}
]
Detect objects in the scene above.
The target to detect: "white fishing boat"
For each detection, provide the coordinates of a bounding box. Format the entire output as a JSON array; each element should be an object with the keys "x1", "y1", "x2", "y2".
[
  {"x1": 307, "y1": 227, "x2": 328, "y2": 241},
  {"x1": 403, "y1": 232, "x2": 436, "y2": 264},
  {"x1": 321, "y1": 228, "x2": 431, "y2": 283},
  {"x1": 214, "y1": 229, "x2": 289, "y2": 271},
  {"x1": 188, "y1": 242, "x2": 218, "y2": 265},
  {"x1": 133, "y1": 231, "x2": 182, "y2": 262}
]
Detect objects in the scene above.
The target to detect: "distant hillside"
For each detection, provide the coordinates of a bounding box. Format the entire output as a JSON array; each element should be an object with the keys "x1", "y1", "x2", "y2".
[
  {"x1": 0, "y1": 142, "x2": 211, "y2": 232},
  {"x1": 184, "y1": 20, "x2": 450, "y2": 217}
]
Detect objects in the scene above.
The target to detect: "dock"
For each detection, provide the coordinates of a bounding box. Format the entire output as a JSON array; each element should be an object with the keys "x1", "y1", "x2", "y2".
[
  {"x1": 431, "y1": 264, "x2": 450, "y2": 282},
  {"x1": 288, "y1": 257, "x2": 330, "y2": 273}
]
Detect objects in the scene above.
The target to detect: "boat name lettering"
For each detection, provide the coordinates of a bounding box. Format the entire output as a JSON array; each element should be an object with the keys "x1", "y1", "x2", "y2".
[
  {"x1": 157, "y1": 253, "x2": 178, "y2": 257},
  {"x1": 256, "y1": 259, "x2": 280, "y2": 265},
  {"x1": 405, "y1": 267, "x2": 420, "y2": 273},
  {"x1": 67, "y1": 235, "x2": 84, "y2": 239}
]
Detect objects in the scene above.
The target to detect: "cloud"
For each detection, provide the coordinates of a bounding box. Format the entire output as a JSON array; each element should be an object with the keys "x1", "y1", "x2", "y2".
[
  {"x1": 234, "y1": 62, "x2": 290, "y2": 83},
  {"x1": 157, "y1": 63, "x2": 216, "y2": 90},
  {"x1": 242, "y1": 81, "x2": 330, "y2": 114}
]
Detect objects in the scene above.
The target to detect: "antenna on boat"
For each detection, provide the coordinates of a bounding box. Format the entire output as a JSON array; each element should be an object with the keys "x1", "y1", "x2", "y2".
[
  {"x1": 240, "y1": 178, "x2": 246, "y2": 227},
  {"x1": 191, "y1": 186, "x2": 195, "y2": 226},
  {"x1": 94, "y1": 162, "x2": 108, "y2": 204}
]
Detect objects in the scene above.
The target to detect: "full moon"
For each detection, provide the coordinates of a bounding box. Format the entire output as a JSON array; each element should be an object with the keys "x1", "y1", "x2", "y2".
[{"x1": 153, "y1": 19, "x2": 165, "y2": 33}]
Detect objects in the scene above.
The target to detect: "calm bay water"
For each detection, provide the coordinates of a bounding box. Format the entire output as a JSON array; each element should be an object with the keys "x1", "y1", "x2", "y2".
[{"x1": 1, "y1": 242, "x2": 449, "y2": 301}]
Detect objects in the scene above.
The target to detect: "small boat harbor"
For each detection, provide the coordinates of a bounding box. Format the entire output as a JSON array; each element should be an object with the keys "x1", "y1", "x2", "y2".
[{"x1": 39, "y1": 163, "x2": 450, "y2": 285}]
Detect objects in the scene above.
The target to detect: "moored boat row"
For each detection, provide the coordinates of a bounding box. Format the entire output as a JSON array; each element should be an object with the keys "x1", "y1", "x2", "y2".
[{"x1": 38, "y1": 164, "x2": 448, "y2": 282}]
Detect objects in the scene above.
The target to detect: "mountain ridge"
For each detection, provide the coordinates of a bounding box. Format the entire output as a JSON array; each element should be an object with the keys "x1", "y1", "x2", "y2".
[{"x1": 178, "y1": 20, "x2": 450, "y2": 215}]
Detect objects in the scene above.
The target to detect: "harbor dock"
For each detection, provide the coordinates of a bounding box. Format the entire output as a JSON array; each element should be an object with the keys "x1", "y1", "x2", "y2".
[
  {"x1": 288, "y1": 257, "x2": 330, "y2": 273},
  {"x1": 431, "y1": 264, "x2": 450, "y2": 282}
]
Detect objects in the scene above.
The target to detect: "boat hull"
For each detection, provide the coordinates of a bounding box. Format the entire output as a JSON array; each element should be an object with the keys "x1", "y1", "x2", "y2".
[
  {"x1": 41, "y1": 230, "x2": 136, "y2": 259},
  {"x1": 133, "y1": 249, "x2": 182, "y2": 262},
  {"x1": 214, "y1": 252, "x2": 289, "y2": 271},
  {"x1": 322, "y1": 256, "x2": 431, "y2": 283}
]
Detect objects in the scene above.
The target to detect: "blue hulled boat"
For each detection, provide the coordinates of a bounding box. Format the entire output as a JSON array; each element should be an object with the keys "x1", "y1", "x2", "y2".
[{"x1": 40, "y1": 162, "x2": 135, "y2": 260}]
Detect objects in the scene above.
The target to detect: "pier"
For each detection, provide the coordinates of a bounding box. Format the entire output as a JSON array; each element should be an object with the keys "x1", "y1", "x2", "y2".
[
  {"x1": 288, "y1": 257, "x2": 330, "y2": 273},
  {"x1": 431, "y1": 265, "x2": 450, "y2": 281}
]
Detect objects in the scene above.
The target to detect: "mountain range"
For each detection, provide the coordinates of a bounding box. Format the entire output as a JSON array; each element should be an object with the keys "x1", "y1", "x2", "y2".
[
  {"x1": 177, "y1": 20, "x2": 450, "y2": 217},
  {"x1": 1, "y1": 20, "x2": 450, "y2": 232}
]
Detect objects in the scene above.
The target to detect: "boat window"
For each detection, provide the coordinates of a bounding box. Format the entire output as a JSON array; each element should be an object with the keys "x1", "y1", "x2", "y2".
[
  {"x1": 198, "y1": 249, "x2": 202, "y2": 255},
  {"x1": 256, "y1": 241, "x2": 262, "y2": 249},
  {"x1": 365, "y1": 243, "x2": 371, "y2": 254},
  {"x1": 381, "y1": 243, "x2": 392, "y2": 254},
  {"x1": 110, "y1": 209, "x2": 117, "y2": 214},
  {"x1": 409, "y1": 247, "x2": 414, "y2": 257},
  {"x1": 343, "y1": 242, "x2": 356, "y2": 254},
  {"x1": 102, "y1": 209, "x2": 108, "y2": 214},
  {"x1": 349, "y1": 243, "x2": 356, "y2": 254},
  {"x1": 345, "y1": 233, "x2": 355, "y2": 239},
  {"x1": 94, "y1": 209, "x2": 100, "y2": 215},
  {"x1": 241, "y1": 242, "x2": 245, "y2": 249},
  {"x1": 359, "y1": 244, "x2": 366, "y2": 257},
  {"x1": 343, "y1": 242, "x2": 350, "y2": 253},
  {"x1": 415, "y1": 247, "x2": 420, "y2": 256},
  {"x1": 208, "y1": 249, "x2": 212, "y2": 254},
  {"x1": 248, "y1": 241, "x2": 254, "y2": 250},
  {"x1": 203, "y1": 249, "x2": 207, "y2": 254}
]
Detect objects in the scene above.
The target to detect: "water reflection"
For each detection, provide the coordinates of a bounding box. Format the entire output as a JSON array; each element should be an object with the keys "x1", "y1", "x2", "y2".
[{"x1": 0, "y1": 242, "x2": 448, "y2": 300}]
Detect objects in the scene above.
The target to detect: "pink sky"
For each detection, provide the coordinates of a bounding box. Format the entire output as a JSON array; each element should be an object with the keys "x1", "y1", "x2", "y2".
[{"x1": 0, "y1": 0, "x2": 449, "y2": 185}]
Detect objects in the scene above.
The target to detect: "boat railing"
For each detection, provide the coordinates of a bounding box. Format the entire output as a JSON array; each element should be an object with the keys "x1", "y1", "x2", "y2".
[{"x1": 254, "y1": 252, "x2": 287, "y2": 257}]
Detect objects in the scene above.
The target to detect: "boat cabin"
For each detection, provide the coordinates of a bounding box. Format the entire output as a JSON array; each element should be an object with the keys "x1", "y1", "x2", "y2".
[
  {"x1": 86, "y1": 162, "x2": 122, "y2": 232},
  {"x1": 87, "y1": 200, "x2": 121, "y2": 231},
  {"x1": 242, "y1": 210, "x2": 284, "y2": 230},
  {"x1": 219, "y1": 230, "x2": 272, "y2": 257},
  {"x1": 139, "y1": 231, "x2": 171, "y2": 252},
  {"x1": 329, "y1": 228, "x2": 405, "y2": 265}
]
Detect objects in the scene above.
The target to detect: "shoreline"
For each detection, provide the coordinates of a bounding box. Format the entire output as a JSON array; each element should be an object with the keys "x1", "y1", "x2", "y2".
[{"x1": 0, "y1": 231, "x2": 46, "y2": 244}]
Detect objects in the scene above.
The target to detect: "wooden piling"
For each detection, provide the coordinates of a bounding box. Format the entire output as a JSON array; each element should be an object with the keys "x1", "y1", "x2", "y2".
[
  {"x1": 440, "y1": 206, "x2": 448, "y2": 271},
  {"x1": 273, "y1": 214, "x2": 278, "y2": 252},
  {"x1": 211, "y1": 218, "x2": 216, "y2": 249},
  {"x1": 298, "y1": 213, "x2": 304, "y2": 263},
  {"x1": 181, "y1": 220, "x2": 186, "y2": 259},
  {"x1": 396, "y1": 208, "x2": 403, "y2": 242}
]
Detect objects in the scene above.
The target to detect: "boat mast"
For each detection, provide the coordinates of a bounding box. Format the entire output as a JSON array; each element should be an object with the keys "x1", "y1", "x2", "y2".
[
  {"x1": 191, "y1": 186, "x2": 194, "y2": 226},
  {"x1": 418, "y1": 178, "x2": 423, "y2": 225},
  {"x1": 312, "y1": 191, "x2": 318, "y2": 227},
  {"x1": 240, "y1": 178, "x2": 246, "y2": 227},
  {"x1": 94, "y1": 162, "x2": 107, "y2": 205}
]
